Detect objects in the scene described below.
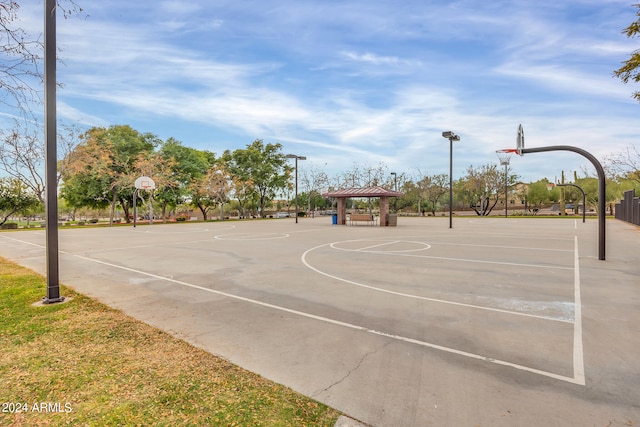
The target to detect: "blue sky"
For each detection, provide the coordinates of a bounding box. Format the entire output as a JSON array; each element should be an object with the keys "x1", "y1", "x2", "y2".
[{"x1": 9, "y1": 0, "x2": 640, "y2": 184}]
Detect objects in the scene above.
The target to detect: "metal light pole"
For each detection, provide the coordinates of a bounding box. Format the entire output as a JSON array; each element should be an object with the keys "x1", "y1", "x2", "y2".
[
  {"x1": 43, "y1": 0, "x2": 64, "y2": 304},
  {"x1": 286, "y1": 154, "x2": 306, "y2": 223},
  {"x1": 496, "y1": 151, "x2": 512, "y2": 218},
  {"x1": 504, "y1": 162, "x2": 508, "y2": 217},
  {"x1": 522, "y1": 145, "x2": 606, "y2": 260},
  {"x1": 442, "y1": 131, "x2": 460, "y2": 229}
]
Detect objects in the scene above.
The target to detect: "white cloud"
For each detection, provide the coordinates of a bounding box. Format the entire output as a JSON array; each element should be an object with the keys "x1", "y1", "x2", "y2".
[
  {"x1": 57, "y1": 102, "x2": 109, "y2": 127},
  {"x1": 341, "y1": 51, "x2": 400, "y2": 65}
]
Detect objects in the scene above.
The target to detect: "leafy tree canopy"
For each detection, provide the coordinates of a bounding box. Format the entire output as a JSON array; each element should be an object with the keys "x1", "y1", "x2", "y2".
[
  {"x1": 0, "y1": 177, "x2": 40, "y2": 225},
  {"x1": 614, "y1": 4, "x2": 640, "y2": 102},
  {"x1": 224, "y1": 140, "x2": 292, "y2": 217}
]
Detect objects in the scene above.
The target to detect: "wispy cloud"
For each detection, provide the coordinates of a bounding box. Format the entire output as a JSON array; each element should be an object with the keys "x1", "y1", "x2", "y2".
[{"x1": 341, "y1": 51, "x2": 401, "y2": 65}]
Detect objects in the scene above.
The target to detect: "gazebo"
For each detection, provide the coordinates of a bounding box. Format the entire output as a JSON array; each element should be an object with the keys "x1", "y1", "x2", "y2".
[{"x1": 322, "y1": 186, "x2": 404, "y2": 226}]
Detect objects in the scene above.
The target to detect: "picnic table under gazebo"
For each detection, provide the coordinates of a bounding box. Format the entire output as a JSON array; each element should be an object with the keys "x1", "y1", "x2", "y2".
[{"x1": 322, "y1": 186, "x2": 404, "y2": 226}]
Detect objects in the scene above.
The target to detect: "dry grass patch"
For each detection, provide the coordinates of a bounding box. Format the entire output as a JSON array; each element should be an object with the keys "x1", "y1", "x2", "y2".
[{"x1": 0, "y1": 257, "x2": 340, "y2": 426}]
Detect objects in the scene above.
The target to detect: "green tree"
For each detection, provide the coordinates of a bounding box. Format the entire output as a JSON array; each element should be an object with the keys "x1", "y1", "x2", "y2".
[
  {"x1": 224, "y1": 140, "x2": 292, "y2": 218},
  {"x1": 189, "y1": 162, "x2": 231, "y2": 221},
  {"x1": 397, "y1": 180, "x2": 419, "y2": 213},
  {"x1": 525, "y1": 179, "x2": 557, "y2": 214},
  {"x1": 460, "y1": 164, "x2": 518, "y2": 216},
  {"x1": 414, "y1": 173, "x2": 448, "y2": 216},
  {"x1": 154, "y1": 139, "x2": 215, "y2": 221},
  {"x1": 614, "y1": 4, "x2": 640, "y2": 102},
  {"x1": 0, "y1": 177, "x2": 40, "y2": 225},
  {"x1": 573, "y1": 176, "x2": 622, "y2": 216},
  {"x1": 60, "y1": 125, "x2": 156, "y2": 224}
]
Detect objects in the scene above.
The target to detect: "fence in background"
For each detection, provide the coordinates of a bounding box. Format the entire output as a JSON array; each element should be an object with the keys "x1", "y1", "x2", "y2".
[{"x1": 615, "y1": 189, "x2": 640, "y2": 226}]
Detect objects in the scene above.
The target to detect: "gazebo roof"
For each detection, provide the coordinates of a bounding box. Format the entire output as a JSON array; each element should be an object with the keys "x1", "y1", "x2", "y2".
[{"x1": 322, "y1": 186, "x2": 404, "y2": 198}]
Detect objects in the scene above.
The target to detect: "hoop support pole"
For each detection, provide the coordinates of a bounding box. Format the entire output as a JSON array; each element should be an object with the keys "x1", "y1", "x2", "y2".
[{"x1": 522, "y1": 145, "x2": 605, "y2": 260}]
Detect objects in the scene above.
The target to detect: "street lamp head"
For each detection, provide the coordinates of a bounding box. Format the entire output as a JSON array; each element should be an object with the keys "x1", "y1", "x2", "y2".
[
  {"x1": 285, "y1": 154, "x2": 306, "y2": 160},
  {"x1": 442, "y1": 131, "x2": 460, "y2": 141}
]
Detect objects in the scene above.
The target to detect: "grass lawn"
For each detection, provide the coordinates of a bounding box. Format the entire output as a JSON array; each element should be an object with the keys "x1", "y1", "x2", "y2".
[{"x1": 0, "y1": 257, "x2": 341, "y2": 426}]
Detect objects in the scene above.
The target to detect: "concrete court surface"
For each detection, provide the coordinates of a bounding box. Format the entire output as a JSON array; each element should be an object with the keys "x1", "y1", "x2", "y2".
[{"x1": 1, "y1": 216, "x2": 639, "y2": 427}]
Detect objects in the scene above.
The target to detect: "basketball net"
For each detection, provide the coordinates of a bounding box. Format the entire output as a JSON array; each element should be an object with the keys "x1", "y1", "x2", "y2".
[{"x1": 496, "y1": 149, "x2": 518, "y2": 165}]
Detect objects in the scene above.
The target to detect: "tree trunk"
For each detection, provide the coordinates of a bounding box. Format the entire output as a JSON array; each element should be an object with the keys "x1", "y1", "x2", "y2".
[
  {"x1": 109, "y1": 189, "x2": 118, "y2": 226},
  {"x1": 260, "y1": 195, "x2": 266, "y2": 218},
  {"x1": 161, "y1": 202, "x2": 168, "y2": 223},
  {"x1": 198, "y1": 204, "x2": 208, "y2": 221},
  {"x1": 120, "y1": 197, "x2": 131, "y2": 223}
]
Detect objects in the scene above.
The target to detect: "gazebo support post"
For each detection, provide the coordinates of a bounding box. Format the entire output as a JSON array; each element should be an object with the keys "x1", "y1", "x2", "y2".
[
  {"x1": 337, "y1": 198, "x2": 346, "y2": 225},
  {"x1": 379, "y1": 196, "x2": 389, "y2": 227}
]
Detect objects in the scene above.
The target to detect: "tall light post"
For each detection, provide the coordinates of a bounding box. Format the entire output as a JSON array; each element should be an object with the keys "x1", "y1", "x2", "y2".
[
  {"x1": 496, "y1": 150, "x2": 513, "y2": 218},
  {"x1": 42, "y1": 0, "x2": 64, "y2": 304},
  {"x1": 285, "y1": 154, "x2": 306, "y2": 223},
  {"x1": 442, "y1": 131, "x2": 460, "y2": 229},
  {"x1": 390, "y1": 172, "x2": 397, "y2": 212}
]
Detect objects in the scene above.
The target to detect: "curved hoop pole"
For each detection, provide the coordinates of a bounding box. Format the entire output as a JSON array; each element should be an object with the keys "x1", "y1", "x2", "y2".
[{"x1": 522, "y1": 145, "x2": 606, "y2": 260}]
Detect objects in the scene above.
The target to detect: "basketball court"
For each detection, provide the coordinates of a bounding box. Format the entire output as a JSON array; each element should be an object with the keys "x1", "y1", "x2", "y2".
[{"x1": 1, "y1": 216, "x2": 639, "y2": 426}]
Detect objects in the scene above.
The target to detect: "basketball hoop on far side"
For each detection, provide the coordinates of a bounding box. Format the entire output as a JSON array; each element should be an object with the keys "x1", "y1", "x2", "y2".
[
  {"x1": 133, "y1": 176, "x2": 156, "y2": 228},
  {"x1": 496, "y1": 149, "x2": 518, "y2": 165},
  {"x1": 134, "y1": 176, "x2": 156, "y2": 190}
]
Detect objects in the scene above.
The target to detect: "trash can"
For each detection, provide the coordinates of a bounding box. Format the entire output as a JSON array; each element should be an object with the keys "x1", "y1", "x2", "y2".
[
  {"x1": 332, "y1": 213, "x2": 338, "y2": 225},
  {"x1": 385, "y1": 213, "x2": 397, "y2": 226}
]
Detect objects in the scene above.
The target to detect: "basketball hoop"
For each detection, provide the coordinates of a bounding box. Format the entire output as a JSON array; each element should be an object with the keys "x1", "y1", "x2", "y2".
[
  {"x1": 134, "y1": 176, "x2": 156, "y2": 190},
  {"x1": 133, "y1": 176, "x2": 156, "y2": 228},
  {"x1": 496, "y1": 149, "x2": 517, "y2": 165}
]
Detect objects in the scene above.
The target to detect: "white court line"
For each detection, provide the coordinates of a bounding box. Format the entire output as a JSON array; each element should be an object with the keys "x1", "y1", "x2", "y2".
[
  {"x1": 214, "y1": 233, "x2": 289, "y2": 240},
  {"x1": 327, "y1": 241, "x2": 572, "y2": 271},
  {"x1": 357, "y1": 241, "x2": 401, "y2": 251},
  {"x1": 303, "y1": 242, "x2": 573, "y2": 323},
  {"x1": 573, "y1": 236, "x2": 586, "y2": 384},
  {"x1": 1, "y1": 235, "x2": 45, "y2": 248},
  {"x1": 69, "y1": 252, "x2": 584, "y2": 385},
  {"x1": 354, "y1": 251, "x2": 571, "y2": 270},
  {"x1": 140, "y1": 225, "x2": 237, "y2": 234},
  {"x1": 419, "y1": 241, "x2": 573, "y2": 253},
  {"x1": 1, "y1": 233, "x2": 584, "y2": 385},
  {"x1": 343, "y1": 240, "x2": 431, "y2": 253}
]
